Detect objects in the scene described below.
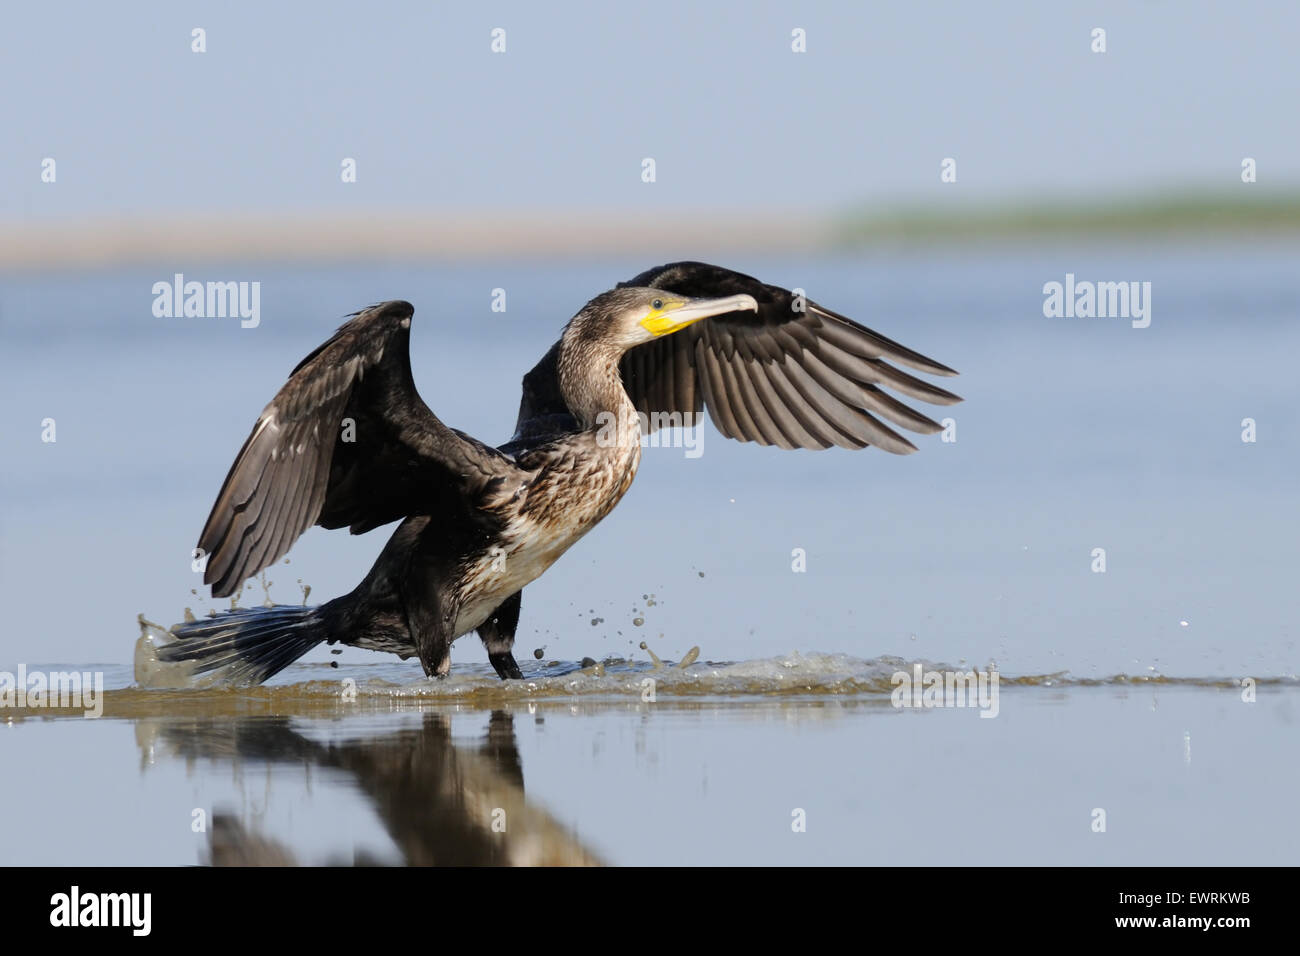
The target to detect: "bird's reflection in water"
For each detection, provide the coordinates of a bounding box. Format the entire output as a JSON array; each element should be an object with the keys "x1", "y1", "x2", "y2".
[{"x1": 139, "y1": 710, "x2": 600, "y2": 866}]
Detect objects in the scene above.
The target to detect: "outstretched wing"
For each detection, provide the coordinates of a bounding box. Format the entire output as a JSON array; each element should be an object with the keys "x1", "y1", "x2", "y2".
[
  {"x1": 199, "y1": 300, "x2": 514, "y2": 597},
  {"x1": 618, "y1": 262, "x2": 960, "y2": 452},
  {"x1": 514, "y1": 261, "x2": 961, "y2": 452}
]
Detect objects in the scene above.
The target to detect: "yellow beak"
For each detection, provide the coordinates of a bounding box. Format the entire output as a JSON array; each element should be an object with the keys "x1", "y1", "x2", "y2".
[{"x1": 639, "y1": 293, "x2": 759, "y2": 337}]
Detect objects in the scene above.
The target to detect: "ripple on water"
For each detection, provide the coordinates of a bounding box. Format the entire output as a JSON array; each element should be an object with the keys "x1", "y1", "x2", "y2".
[{"x1": 92, "y1": 616, "x2": 1294, "y2": 719}]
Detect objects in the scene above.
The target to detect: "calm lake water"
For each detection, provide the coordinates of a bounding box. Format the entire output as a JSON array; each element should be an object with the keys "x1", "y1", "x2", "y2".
[{"x1": 1, "y1": 239, "x2": 1297, "y2": 864}]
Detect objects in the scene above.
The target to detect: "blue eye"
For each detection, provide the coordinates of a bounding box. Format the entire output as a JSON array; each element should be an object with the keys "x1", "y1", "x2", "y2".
[{"x1": 652, "y1": 299, "x2": 663, "y2": 310}]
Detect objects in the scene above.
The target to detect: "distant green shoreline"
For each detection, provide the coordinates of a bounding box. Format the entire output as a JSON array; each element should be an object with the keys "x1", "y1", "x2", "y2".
[
  {"x1": 836, "y1": 191, "x2": 1300, "y2": 242},
  {"x1": 3, "y1": 191, "x2": 1298, "y2": 271}
]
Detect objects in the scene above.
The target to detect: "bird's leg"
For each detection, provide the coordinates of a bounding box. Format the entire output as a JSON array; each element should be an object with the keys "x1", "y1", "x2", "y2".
[
  {"x1": 489, "y1": 651, "x2": 522, "y2": 681},
  {"x1": 478, "y1": 591, "x2": 524, "y2": 680},
  {"x1": 407, "y1": 591, "x2": 454, "y2": 679},
  {"x1": 423, "y1": 641, "x2": 452, "y2": 679}
]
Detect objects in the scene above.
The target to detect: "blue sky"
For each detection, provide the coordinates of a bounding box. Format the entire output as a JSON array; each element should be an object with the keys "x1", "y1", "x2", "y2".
[{"x1": 3, "y1": 0, "x2": 1296, "y2": 223}]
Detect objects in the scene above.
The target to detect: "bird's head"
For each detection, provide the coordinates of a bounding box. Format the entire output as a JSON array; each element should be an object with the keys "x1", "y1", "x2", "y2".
[{"x1": 568, "y1": 287, "x2": 759, "y2": 353}]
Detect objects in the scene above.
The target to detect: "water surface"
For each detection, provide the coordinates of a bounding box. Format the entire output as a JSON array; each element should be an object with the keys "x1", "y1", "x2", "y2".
[{"x1": 1, "y1": 241, "x2": 1296, "y2": 864}]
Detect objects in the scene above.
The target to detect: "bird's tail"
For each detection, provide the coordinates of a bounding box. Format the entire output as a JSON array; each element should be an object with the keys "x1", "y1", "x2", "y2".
[{"x1": 156, "y1": 604, "x2": 327, "y2": 686}]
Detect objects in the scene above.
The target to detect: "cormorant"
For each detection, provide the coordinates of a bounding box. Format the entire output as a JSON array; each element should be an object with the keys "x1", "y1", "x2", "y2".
[{"x1": 158, "y1": 262, "x2": 960, "y2": 684}]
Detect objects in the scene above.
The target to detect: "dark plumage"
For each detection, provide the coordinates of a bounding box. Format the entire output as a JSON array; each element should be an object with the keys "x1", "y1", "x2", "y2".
[{"x1": 158, "y1": 262, "x2": 960, "y2": 684}]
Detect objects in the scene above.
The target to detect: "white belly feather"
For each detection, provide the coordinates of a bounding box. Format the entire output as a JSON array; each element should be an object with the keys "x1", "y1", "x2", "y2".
[{"x1": 451, "y1": 431, "x2": 642, "y2": 639}]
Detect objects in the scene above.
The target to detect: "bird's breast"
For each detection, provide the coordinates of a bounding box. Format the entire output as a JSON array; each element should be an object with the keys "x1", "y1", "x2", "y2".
[{"x1": 451, "y1": 435, "x2": 641, "y2": 637}]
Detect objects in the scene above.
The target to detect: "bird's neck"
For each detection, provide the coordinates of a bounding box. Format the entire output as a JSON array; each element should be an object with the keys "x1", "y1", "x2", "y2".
[{"x1": 556, "y1": 339, "x2": 637, "y2": 436}]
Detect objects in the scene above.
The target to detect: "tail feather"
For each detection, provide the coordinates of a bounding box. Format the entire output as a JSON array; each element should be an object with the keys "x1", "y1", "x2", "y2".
[{"x1": 157, "y1": 605, "x2": 327, "y2": 686}]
